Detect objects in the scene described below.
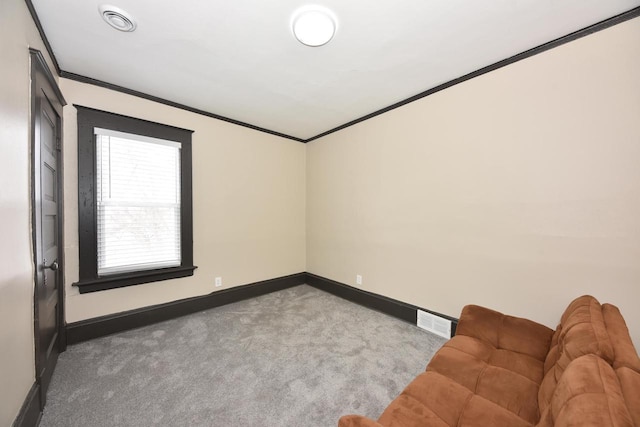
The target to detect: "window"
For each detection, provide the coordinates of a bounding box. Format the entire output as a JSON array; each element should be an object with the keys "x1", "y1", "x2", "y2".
[
  {"x1": 95, "y1": 128, "x2": 182, "y2": 275},
  {"x1": 75, "y1": 106, "x2": 196, "y2": 293}
]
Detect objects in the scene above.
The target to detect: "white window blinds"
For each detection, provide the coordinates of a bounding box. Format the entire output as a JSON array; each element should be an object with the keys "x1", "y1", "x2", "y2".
[{"x1": 95, "y1": 128, "x2": 182, "y2": 276}]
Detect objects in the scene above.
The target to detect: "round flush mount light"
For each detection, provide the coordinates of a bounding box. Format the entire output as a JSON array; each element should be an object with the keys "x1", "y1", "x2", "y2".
[
  {"x1": 99, "y1": 5, "x2": 137, "y2": 32},
  {"x1": 291, "y1": 6, "x2": 337, "y2": 47}
]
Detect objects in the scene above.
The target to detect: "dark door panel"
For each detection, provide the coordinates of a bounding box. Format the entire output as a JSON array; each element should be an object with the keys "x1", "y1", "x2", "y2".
[{"x1": 30, "y1": 48, "x2": 66, "y2": 408}]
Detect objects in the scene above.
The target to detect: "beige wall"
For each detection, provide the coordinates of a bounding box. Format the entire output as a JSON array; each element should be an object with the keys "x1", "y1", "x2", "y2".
[
  {"x1": 307, "y1": 17, "x2": 640, "y2": 348},
  {"x1": 0, "y1": 0, "x2": 60, "y2": 425},
  {"x1": 3, "y1": 3, "x2": 639, "y2": 424},
  {"x1": 61, "y1": 79, "x2": 306, "y2": 322}
]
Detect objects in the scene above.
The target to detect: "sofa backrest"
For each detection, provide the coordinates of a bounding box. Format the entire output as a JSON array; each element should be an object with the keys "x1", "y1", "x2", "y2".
[
  {"x1": 617, "y1": 367, "x2": 640, "y2": 427},
  {"x1": 602, "y1": 303, "x2": 640, "y2": 426},
  {"x1": 537, "y1": 354, "x2": 635, "y2": 427},
  {"x1": 538, "y1": 295, "x2": 615, "y2": 414},
  {"x1": 602, "y1": 304, "x2": 640, "y2": 372},
  {"x1": 454, "y1": 303, "x2": 553, "y2": 362}
]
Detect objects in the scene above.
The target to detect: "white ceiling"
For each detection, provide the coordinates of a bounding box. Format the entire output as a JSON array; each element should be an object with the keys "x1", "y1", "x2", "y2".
[{"x1": 33, "y1": 0, "x2": 639, "y2": 140}]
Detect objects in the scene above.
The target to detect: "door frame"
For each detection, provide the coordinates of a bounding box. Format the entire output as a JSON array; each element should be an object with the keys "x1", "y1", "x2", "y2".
[{"x1": 30, "y1": 48, "x2": 67, "y2": 406}]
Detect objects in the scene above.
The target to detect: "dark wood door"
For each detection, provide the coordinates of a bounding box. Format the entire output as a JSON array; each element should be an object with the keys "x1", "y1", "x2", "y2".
[
  {"x1": 31, "y1": 49, "x2": 66, "y2": 406},
  {"x1": 34, "y1": 96, "x2": 60, "y2": 398}
]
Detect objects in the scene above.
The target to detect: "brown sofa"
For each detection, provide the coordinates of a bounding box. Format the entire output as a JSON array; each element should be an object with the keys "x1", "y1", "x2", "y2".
[{"x1": 339, "y1": 295, "x2": 640, "y2": 427}]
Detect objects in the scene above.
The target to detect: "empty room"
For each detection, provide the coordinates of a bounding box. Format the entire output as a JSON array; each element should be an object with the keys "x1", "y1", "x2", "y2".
[{"x1": 2, "y1": 0, "x2": 640, "y2": 426}]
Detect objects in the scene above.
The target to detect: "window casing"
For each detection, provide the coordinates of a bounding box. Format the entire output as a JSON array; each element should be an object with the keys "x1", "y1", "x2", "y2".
[{"x1": 75, "y1": 106, "x2": 196, "y2": 293}]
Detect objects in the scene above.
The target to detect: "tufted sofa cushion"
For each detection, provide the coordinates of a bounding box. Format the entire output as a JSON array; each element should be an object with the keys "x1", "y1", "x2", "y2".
[
  {"x1": 339, "y1": 304, "x2": 555, "y2": 427},
  {"x1": 424, "y1": 304, "x2": 554, "y2": 424},
  {"x1": 339, "y1": 360, "x2": 639, "y2": 427},
  {"x1": 602, "y1": 303, "x2": 640, "y2": 426},
  {"x1": 537, "y1": 355, "x2": 635, "y2": 427},
  {"x1": 603, "y1": 304, "x2": 640, "y2": 372},
  {"x1": 538, "y1": 296, "x2": 615, "y2": 414},
  {"x1": 617, "y1": 367, "x2": 640, "y2": 427},
  {"x1": 453, "y1": 304, "x2": 553, "y2": 362},
  {"x1": 338, "y1": 296, "x2": 639, "y2": 427}
]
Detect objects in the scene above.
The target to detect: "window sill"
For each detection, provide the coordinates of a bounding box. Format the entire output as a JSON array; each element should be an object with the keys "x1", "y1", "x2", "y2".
[{"x1": 73, "y1": 265, "x2": 198, "y2": 294}]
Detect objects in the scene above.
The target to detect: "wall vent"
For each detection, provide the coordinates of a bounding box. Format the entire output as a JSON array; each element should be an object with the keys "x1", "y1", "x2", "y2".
[{"x1": 417, "y1": 309, "x2": 452, "y2": 338}]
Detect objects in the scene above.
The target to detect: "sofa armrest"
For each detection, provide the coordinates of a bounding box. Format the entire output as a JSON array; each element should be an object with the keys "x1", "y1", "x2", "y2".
[
  {"x1": 538, "y1": 355, "x2": 636, "y2": 427},
  {"x1": 338, "y1": 415, "x2": 385, "y2": 427},
  {"x1": 456, "y1": 304, "x2": 554, "y2": 361}
]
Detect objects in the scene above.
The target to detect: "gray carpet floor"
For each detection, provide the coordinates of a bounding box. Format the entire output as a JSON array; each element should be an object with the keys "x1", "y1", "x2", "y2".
[{"x1": 40, "y1": 284, "x2": 446, "y2": 427}]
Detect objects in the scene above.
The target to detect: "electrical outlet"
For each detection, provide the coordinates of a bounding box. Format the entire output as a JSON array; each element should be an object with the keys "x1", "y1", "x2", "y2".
[
  {"x1": 356, "y1": 274, "x2": 362, "y2": 285},
  {"x1": 215, "y1": 277, "x2": 222, "y2": 287}
]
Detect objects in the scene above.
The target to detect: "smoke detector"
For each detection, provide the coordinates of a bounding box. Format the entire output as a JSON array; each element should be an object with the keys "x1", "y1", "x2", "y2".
[{"x1": 99, "y1": 5, "x2": 137, "y2": 32}]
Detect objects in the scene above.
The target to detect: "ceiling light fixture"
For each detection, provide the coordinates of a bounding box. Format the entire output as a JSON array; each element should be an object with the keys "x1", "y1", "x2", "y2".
[
  {"x1": 291, "y1": 6, "x2": 337, "y2": 47},
  {"x1": 99, "y1": 5, "x2": 137, "y2": 32}
]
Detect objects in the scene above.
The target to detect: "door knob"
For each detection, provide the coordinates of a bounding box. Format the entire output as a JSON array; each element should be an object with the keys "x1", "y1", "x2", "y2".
[{"x1": 44, "y1": 260, "x2": 59, "y2": 271}]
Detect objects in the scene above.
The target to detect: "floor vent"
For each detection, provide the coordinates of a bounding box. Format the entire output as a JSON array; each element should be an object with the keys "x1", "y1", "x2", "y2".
[{"x1": 417, "y1": 309, "x2": 452, "y2": 338}]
